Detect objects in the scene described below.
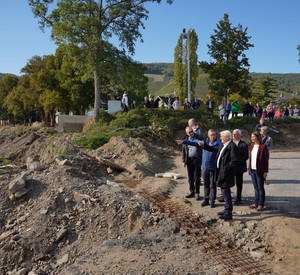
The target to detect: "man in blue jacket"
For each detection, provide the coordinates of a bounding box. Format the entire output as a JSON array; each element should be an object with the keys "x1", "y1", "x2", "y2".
[{"x1": 201, "y1": 129, "x2": 222, "y2": 208}]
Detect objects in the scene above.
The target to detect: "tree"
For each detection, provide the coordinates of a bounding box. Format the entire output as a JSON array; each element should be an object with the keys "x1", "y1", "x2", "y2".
[
  {"x1": 0, "y1": 74, "x2": 19, "y2": 119},
  {"x1": 200, "y1": 13, "x2": 253, "y2": 124},
  {"x1": 28, "y1": 0, "x2": 173, "y2": 120},
  {"x1": 173, "y1": 29, "x2": 199, "y2": 101},
  {"x1": 298, "y1": 44, "x2": 300, "y2": 65},
  {"x1": 252, "y1": 74, "x2": 278, "y2": 106}
]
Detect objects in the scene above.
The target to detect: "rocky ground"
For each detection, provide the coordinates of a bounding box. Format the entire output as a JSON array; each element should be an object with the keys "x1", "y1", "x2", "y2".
[{"x1": 0, "y1": 125, "x2": 299, "y2": 275}]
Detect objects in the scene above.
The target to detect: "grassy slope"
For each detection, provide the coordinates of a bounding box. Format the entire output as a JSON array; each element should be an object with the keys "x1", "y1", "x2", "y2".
[{"x1": 147, "y1": 73, "x2": 210, "y2": 98}]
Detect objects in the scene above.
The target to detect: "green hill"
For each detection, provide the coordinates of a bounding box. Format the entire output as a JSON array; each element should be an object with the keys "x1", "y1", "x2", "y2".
[{"x1": 144, "y1": 63, "x2": 300, "y2": 99}]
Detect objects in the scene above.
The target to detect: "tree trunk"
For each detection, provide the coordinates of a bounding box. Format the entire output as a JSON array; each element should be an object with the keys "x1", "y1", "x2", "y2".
[
  {"x1": 93, "y1": 65, "x2": 101, "y2": 120},
  {"x1": 224, "y1": 90, "x2": 228, "y2": 127}
]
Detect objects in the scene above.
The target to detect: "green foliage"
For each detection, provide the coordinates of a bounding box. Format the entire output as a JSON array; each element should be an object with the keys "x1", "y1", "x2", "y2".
[
  {"x1": 199, "y1": 13, "x2": 254, "y2": 105},
  {"x1": 0, "y1": 74, "x2": 19, "y2": 119},
  {"x1": 173, "y1": 29, "x2": 199, "y2": 101},
  {"x1": 16, "y1": 129, "x2": 26, "y2": 137},
  {"x1": 287, "y1": 96, "x2": 300, "y2": 107},
  {"x1": 28, "y1": 0, "x2": 173, "y2": 119},
  {"x1": 73, "y1": 134, "x2": 112, "y2": 150},
  {"x1": 252, "y1": 74, "x2": 278, "y2": 106},
  {"x1": 74, "y1": 108, "x2": 224, "y2": 149}
]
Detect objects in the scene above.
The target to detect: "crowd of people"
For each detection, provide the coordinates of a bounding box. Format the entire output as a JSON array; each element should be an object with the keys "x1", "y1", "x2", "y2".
[
  {"x1": 176, "y1": 118, "x2": 271, "y2": 221},
  {"x1": 220, "y1": 99, "x2": 300, "y2": 121}
]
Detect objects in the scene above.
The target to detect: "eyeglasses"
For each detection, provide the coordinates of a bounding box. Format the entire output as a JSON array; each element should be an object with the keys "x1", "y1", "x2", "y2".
[
  {"x1": 233, "y1": 134, "x2": 240, "y2": 136},
  {"x1": 188, "y1": 131, "x2": 193, "y2": 134}
]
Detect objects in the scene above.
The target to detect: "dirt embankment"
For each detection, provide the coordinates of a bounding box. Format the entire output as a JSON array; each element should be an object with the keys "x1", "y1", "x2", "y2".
[{"x1": 0, "y1": 125, "x2": 299, "y2": 274}]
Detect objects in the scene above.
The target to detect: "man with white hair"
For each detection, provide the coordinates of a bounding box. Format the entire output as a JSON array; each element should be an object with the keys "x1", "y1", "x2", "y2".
[{"x1": 200, "y1": 130, "x2": 238, "y2": 220}]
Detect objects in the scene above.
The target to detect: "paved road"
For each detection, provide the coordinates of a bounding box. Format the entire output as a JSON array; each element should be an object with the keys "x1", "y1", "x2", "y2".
[{"x1": 242, "y1": 151, "x2": 300, "y2": 216}]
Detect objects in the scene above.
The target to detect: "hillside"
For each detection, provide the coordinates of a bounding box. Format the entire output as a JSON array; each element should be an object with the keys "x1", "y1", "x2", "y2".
[{"x1": 144, "y1": 63, "x2": 300, "y2": 99}]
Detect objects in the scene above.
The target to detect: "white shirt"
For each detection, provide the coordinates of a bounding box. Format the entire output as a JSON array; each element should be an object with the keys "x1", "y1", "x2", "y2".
[
  {"x1": 217, "y1": 140, "x2": 231, "y2": 169},
  {"x1": 251, "y1": 145, "x2": 259, "y2": 170}
]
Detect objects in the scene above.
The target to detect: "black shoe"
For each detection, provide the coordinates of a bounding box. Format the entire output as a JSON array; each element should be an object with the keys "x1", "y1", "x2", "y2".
[
  {"x1": 185, "y1": 193, "x2": 195, "y2": 198},
  {"x1": 234, "y1": 200, "x2": 241, "y2": 205},
  {"x1": 218, "y1": 197, "x2": 224, "y2": 202},
  {"x1": 210, "y1": 202, "x2": 216, "y2": 208},
  {"x1": 201, "y1": 200, "x2": 210, "y2": 207},
  {"x1": 196, "y1": 194, "x2": 201, "y2": 201},
  {"x1": 219, "y1": 214, "x2": 232, "y2": 221},
  {"x1": 218, "y1": 210, "x2": 225, "y2": 216}
]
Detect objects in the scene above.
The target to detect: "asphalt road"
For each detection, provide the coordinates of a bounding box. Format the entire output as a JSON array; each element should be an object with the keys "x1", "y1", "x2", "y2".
[{"x1": 242, "y1": 151, "x2": 300, "y2": 216}]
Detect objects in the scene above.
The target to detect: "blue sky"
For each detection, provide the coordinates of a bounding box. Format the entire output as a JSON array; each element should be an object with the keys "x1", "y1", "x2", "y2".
[{"x1": 0, "y1": 0, "x2": 299, "y2": 76}]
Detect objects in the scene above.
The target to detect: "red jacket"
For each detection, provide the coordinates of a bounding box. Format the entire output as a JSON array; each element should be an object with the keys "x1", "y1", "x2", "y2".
[{"x1": 249, "y1": 143, "x2": 269, "y2": 173}]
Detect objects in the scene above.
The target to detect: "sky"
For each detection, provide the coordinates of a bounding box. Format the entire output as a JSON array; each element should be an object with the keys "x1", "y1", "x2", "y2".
[{"x1": 0, "y1": 0, "x2": 299, "y2": 76}]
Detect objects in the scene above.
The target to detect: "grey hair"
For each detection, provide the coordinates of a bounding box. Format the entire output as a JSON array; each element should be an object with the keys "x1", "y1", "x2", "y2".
[
  {"x1": 260, "y1": 126, "x2": 269, "y2": 133},
  {"x1": 185, "y1": 126, "x2": 193, "y2": 133},
  {"x1": 208, "y1": 129, "x2": 216, "y2": 134},
  {"x1": 233, "y1": 129, "x2": 242, "y2": 136},
  {"x1": 220, "y1": 130, "x2": 232, "y2": 139},
  {"x1": 188, "y1": 118, "x2": 196, "y2": 125}
]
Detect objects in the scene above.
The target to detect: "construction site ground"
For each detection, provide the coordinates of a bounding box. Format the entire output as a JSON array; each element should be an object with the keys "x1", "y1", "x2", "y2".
[{"x1": 0, "y1": 124, "x2": 299, "y2": 275}]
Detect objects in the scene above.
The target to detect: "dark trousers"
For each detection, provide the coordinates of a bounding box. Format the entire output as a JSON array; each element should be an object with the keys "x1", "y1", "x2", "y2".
[
  {"x1": 268, "y1": 112, "x2": 274, "y2": 121},
  {"x1": 235, "y1": 171, "x2": 244, "y2": 201},
  {"x1": 202, "y1": 169, "x2": 216, "y2": 202},
  {"x1": 221, "y1": 188, "x2": 233, "y2": 215},
  {"x1": 187, "y1": 158, "x2": 201, "y2": 194},
  {"x1": 232, "y1": 112, "x2": 238, "y2": 118},
  {"x1": 226, "y1": 110, "x2": 230, "y2": 119},
  {"x1": 250, "y1": 169, "x2": 265, "y2": 207}
]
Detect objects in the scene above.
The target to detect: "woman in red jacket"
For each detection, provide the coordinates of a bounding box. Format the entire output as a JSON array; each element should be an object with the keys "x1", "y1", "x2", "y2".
[{"x1": 248, "y1": 131, "x2": 269, "y2": 211}]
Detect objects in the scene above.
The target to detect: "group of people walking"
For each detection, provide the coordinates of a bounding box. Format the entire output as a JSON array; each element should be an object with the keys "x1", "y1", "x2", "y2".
[{"x1": 177, "y1": 119, "x2": 270, "y2": 221}]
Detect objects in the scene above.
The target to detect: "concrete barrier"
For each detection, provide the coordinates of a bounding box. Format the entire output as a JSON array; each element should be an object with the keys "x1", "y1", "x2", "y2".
[{"x1": 57, "y1": 115, "x2": 88, "y2": 133}]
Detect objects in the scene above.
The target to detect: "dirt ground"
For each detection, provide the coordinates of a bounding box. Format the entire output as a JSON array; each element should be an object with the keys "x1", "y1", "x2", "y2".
[{"x1": 0, "y1": 124, "x2": 299, "y2": 275}]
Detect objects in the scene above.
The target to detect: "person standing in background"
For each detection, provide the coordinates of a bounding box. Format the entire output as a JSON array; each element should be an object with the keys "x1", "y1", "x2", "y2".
[
  {"x1": 218, "y1": 101, "x2": 225, "y2": 121},
  {"x1": 226, "y1": 100, "x2": 232, "y2": 119},
  {"x1": 122, "y1": 91, "x2": 129, "y2": 113},
  {"x1": 231, "y1": 99, "x2": 240, "y2": 118},
  {"x1": 206, "y1": 95, "x2": 215, "y2": 113}
]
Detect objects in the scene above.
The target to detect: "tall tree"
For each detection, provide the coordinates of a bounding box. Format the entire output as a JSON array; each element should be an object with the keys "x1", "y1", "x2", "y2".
[
  {"x1": 252, "y1": 74, "x2": 278, "y2": 106},
  {"x1": 0, "y1": 74, "x2": 19, "y2": 119},
  {"x1": 200, "y1": 13, "x2": 253, "y2": 124},
  {"x1": 173, "y1": 29, "x2": 199, "y2": 101},
  {"x1": 28, "y1": 0, "x2": 173, "y2": 120}
]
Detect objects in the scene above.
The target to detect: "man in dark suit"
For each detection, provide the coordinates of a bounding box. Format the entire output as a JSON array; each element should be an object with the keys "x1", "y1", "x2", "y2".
[
  {"x1": 232, "y1": 129, "x2": 249, "y2": 205},
  {"x1": 200, "y1": 130, "x2": 238, "y2": 220},
  {"x1": 181, "y1": 126, "x2": 202, "y2": 200}
]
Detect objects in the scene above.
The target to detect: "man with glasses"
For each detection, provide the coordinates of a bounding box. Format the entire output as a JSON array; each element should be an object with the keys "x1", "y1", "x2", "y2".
[
  {"x1": 201, "y1": 129, "x2": 222, "y2": 208},
  {"x1": 180, "y1": 126, "x2": 202, "y2": 200},
  {"x1": 232, "y1": 129, "x2": 249, "y2": 205}
]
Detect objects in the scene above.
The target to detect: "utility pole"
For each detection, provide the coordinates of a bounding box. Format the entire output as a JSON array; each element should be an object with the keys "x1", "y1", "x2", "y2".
[{"x1": 182, "y1": 28, "x2": 191, "y2": 103}]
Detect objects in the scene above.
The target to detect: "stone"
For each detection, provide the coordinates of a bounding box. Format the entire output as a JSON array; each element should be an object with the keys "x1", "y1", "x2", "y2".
[
  {"x1": 55, "y1": 227, "x2": 68, "y2": 243},
  {"x1": 27, "y1": 161, "x2": 42, "y2": 171},
  {"x1": 56, "y1": 253, "x2": 69, "y2": 266},
  {"x1": 250, "y1": 251, "x2": 263, "y2": 259},
  {"x1": 9, "y1": 172, "x2": 27, "y2": 193},
  {"x1": 14, "y1": 189, "x2": 29, "y2": 199}
]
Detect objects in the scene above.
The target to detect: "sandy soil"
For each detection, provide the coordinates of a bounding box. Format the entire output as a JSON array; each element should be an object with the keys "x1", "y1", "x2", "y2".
[{"x1": 0, "y1": 126, "x2": 299, "y2": 274}]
